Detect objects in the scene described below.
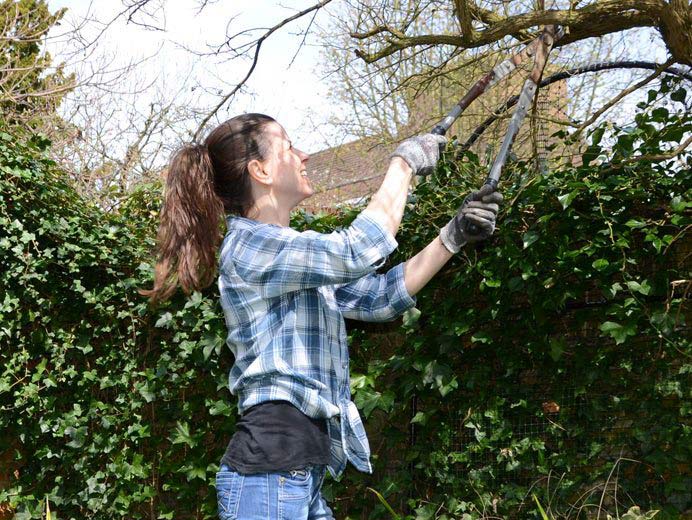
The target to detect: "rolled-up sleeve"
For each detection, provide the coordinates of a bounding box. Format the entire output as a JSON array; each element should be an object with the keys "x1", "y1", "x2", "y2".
[
  {"x1": 334, "y1": 263, "x2": 416, "y2": 322},
  {"x1": 221, "y1": 213, "x2": 398, "y2": 298}
]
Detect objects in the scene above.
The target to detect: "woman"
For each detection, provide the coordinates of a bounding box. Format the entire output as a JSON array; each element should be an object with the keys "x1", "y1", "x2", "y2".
[{"x1": 144, "y1": 113, "x2": 502, "y2": 519}]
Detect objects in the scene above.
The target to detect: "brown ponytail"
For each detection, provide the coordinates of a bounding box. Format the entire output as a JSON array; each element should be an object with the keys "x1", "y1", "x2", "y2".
[{"x1": 141, "y1": 113, "x2": 276, "y2": 304}]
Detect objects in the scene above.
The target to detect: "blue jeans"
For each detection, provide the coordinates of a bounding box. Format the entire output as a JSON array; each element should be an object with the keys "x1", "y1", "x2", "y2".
[{"x1": 216, "y1": 464, "x2": 335, "y2": 520}]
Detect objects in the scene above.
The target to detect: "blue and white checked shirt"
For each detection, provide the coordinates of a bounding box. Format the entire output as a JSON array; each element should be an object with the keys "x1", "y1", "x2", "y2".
[{"x1": 218, "y1": 212, "x2": 416, "y2": 477}]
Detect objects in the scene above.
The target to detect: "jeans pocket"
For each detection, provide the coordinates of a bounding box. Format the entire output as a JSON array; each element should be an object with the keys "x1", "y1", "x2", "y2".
[
  {"x1": 216, "y1": 470, "x2": 243, "y2": 519},
  {"x1": 278, "y1": 468, "x2": 312, "y2": 501}
]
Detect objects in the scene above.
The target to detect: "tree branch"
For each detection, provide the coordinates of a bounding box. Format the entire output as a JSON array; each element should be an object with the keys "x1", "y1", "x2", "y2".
[
  {"x1": 617, "y1": 134, "x2": 691, "y2": 166},
  {"x1": 454, "y1": 0, "x2": 476, "y2": 43},
  {"x1": 459, "y1": 60, "x2": 690, "y2": 153},
  {"x1": 572, "y1": 58, "x2": 673, "y2": 140},
  {"x1": 192, "y1": 0, "x2": 333, "y2": 141},
  {"x1": 354, "y1": 0, "x2": 667, "y2": 64}
]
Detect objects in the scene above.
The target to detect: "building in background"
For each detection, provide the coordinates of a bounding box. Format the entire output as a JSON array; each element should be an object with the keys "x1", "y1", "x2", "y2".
[{"x1": 300, "y1": 72, "x2": 567, "y2": 213}]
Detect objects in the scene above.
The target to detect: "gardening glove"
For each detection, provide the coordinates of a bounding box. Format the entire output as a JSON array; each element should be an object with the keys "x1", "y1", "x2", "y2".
[
  {"x1": 390, "y1": 134, "x2": 447, "y2": 176},
  {"x1": 439, "y1": 184, "x2": 503, "y2": 253}
]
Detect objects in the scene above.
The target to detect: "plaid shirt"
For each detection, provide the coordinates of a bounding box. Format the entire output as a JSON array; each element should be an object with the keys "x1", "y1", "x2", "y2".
[{"x1": 218, "y1": 212, "x2": 416, "y2": 477}]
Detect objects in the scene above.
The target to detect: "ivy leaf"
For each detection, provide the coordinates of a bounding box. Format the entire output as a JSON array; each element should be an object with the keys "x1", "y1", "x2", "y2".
[
  {"x1": 582, "y1": 145, "x2": 602, "y2": 167},
  {"x1": 171, "y1": 421, "x2": 197, "y2": 448},
  {"x1": 605, "y1": 282, "x2": 623, "y2": 299},
  {"x1": 410, "y1": 411, "x2": 430, "y2": 426},
  {"x1": 549, "y1": 338, "x2": 565, "y2": 361},
  {"x1": 422, "y1": 361, "x2": 458, "y2": 397},
  {"x1": 625, "y1": 219, "x2": 646, "y2": 229},
  {"x1": 207, "y1": 399, "x2": 233, "y2": 416},
  {"x1": 155, "y1": 312, "x2": 173, "y2": 328},
  {"x1": 670, "y1": 196, "x2": 688, "y2": 212},
  {"x1": 355, "y1": 388, "x2": 394, "y2": 418},
  {"x1": 177, "y1": 463, "x2": 207, "y2": 482},
  {"x1": 650, "y1": 311, "x2": 676, "y2": 336},
  {"x1": 671, "y1": 87, "x2": 687, "y2": 103},
  {"x1": 402, "y1": 307, "x2": 421, "y2": 328},
  {"x1": 471, "y1": 332, "x2": 491, "y2": 344},
  {"x1": 522, "y1": 231, "x2": 539, "y2": 249},
  {"x1": 599, "y1": 321, "x2": 636, "y2": 345},
  {"x1": 65, "y1": 426, "x2": 87, "y2": 449},
  {"x1": 592, "y1": 259, "x2": 609, "y2": 271},
  {"x1": 626, "y1": 279, "x2": 651, "y2": 295},
  {"x1": 651, "y1": 107, "x2": 669, "y2": 122},
  {"x1": 201, "y1": 331, "x2": 225, "y2": 360},
  {"x1": 184, "y1": 291, "x2": 203, "y2": 309},
  {"x1": 136, "y1": 382, "x2": 155, "y2": 403},
  {"x1": 350, "y1": 373, "x2": 374, "y2": 391},
  {"x1": 591, "y1": 126, "x2": 606, "y2": 146},
  {"x1": 557, "y1": 190, "x2": 579, "y2": 210}
]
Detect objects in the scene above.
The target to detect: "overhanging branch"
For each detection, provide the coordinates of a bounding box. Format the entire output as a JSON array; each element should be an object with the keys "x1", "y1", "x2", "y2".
[
  {"x1": 353, "y1": 0, "x2": 667, "y2": 64},
  {"x1": 459, "y1": 60, "x2": 692, "y2": 152}
]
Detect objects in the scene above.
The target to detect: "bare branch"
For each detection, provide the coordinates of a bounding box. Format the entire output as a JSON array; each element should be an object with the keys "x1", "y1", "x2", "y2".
[
  {"x1": 572, "y1": 58, "x2": 674, "y2": 139},
  {"x1": 453, "y1": 0, "x2": 476, "y2": 42},
  {"x1": 623, "y1": 134, "x2": 691, "y2": 164},
  {"x1": 353, "y1": 0, "x2": 672, "y2": 64},
  {"x1": 192, "y1": 0, "x2": 333, "y2": 141},
  {"x1": 459, "y1": 60, "x2": 690, "y2": 152}
]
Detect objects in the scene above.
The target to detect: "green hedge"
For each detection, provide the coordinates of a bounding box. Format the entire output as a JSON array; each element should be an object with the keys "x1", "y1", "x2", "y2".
[{"x1": 0, "y1": 79, "x2": 689, "y2": 519}]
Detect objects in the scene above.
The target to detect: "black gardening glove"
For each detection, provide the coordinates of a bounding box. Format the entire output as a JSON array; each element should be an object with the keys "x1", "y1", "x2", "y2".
[{"x1": 439, "y1": 184, "x2": 503, "y2": 253}]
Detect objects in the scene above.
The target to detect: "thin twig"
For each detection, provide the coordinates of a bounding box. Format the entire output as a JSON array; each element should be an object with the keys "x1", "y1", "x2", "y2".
[
  {"x1": 288, "y1": 7, "x2": 320, "y2": 69},
  {"x1": 192, "y1": 0, "x2": 333, "y2": 141},
  {"x1": 571, "y1": 59, "x2": 674, "y2": 141}
]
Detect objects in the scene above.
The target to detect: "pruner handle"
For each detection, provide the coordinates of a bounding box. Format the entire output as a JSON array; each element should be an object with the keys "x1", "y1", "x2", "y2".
[{"x1": 464, "y1": 177, "x2": 499, "y2": 236}]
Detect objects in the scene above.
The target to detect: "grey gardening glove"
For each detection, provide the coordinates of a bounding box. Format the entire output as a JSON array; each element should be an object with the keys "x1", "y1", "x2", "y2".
[
  {"x1": 390, "y1": 134, "x2": 447, "y2": 176},
  {"x1": 439, "y1": 184, "x2": 503, "y2": 253}
]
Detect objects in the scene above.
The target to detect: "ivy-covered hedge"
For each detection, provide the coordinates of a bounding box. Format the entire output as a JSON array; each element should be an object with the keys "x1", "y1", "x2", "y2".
[
  {"x1": 0, "y1": 131, "x2": 235, "y2": 520},
  {"x1": 336, "y1": 78, "x2": 690, "y2": 520},
  {"x1": 0, "y1": 79, "x2": 689, "y2": 520}
]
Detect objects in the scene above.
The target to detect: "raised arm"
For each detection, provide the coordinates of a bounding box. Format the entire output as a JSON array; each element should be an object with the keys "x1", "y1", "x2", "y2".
[
  {"x1": 361, "y1": 157, "x2": 412, "y2": 237},
  {"x1": 403, "y1": 237, "x2": 454, "y2": 297},
  {"x1": 363, "y1": 134, "x2": 446, "y2": 236},
  {"x1": 404, "y1": 186, "x2": 504, "y2": 297},
  {"x1": 221, "y1": 212, "x2": 397, "y2": 298}
]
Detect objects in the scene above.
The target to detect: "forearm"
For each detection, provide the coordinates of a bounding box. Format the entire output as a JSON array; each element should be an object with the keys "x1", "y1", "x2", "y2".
[
  {"x1": 362, "y1": 157, "x2": 412, "y2": 236},
  {"x1": 403, "y1": 236, "x2": 454, "y2": 297}
]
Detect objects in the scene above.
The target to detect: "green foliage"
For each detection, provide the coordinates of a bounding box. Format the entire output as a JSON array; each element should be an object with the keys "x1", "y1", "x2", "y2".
[
  {"x1": 0, "y1": 80, "x2": 689, "y2": 520},
  {"x1": 0, "y1": 128, "x2": 234, "y2": 518},
  {"x1": 0, "y1": 0, "x2": 73, "y2": 126},
  {"x1": 323, "y1": 78, "x2": 691, "y2": 519}
]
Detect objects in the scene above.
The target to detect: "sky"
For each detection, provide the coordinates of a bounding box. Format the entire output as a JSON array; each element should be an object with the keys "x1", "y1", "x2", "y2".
[
  {"x1": 46, "y1": 0, "x2": 342, "y2": 153},
  {"x1": 44, "y1": 0, "x2": 679, "y2": 163}
]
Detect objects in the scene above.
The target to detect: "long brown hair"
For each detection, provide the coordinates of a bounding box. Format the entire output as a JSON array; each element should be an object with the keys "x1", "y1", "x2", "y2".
[{"x1": 141, "y1": 113, "x2": 276, "y2": 304}]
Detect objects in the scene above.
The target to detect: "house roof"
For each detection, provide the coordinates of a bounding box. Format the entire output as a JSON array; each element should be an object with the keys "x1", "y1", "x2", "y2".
[
  {"x1": 300, "y1": 136, "x2": 391, "y2": 212},
  {"x1": 297, "y1": 76, "x2": 568, "y2": 213}
]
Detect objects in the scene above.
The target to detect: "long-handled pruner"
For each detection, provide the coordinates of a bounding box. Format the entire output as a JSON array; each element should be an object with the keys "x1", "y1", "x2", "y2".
[{"x1": 432, "y1": 25, "x2": 561, "y2": 191}]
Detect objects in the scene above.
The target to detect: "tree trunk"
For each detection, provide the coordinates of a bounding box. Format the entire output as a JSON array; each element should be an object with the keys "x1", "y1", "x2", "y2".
[{"x1": 659, "y1": 0, "x2": 691, "y2": 65}]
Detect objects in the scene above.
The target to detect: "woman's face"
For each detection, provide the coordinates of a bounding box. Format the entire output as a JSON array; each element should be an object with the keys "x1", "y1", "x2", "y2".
[{"x1": 261, "y1": 122, "x2": 313, "y2": 207}]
